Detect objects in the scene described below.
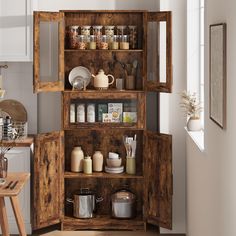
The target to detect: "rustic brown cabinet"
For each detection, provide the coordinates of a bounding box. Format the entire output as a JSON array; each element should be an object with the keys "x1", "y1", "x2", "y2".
[{"x1": 33, "y1": 10, "x2": 173, "y2": 232}]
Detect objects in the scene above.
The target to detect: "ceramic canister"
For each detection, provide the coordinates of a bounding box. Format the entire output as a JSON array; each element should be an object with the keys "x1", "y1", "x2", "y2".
[
  {"x1": 71, "y1": 146, "x2": 84, "y2": 172},
  {"x1": 92, "y1": 151, "x2": 103, "y2": 172}
]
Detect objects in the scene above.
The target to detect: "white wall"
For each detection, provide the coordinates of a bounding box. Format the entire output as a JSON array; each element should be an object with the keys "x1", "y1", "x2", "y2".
[
  {"x1": 160, "y1": 0, "x2": 187, "y2": 234},
  {"x1": 187, "y1": 0, "x2": 236, "y2": 236}
]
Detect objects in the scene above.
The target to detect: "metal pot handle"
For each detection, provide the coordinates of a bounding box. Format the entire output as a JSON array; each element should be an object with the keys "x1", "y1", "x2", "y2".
[
  {"x1": 66, "y1": 198, "x2": 74, "y2": 204},
  {"x1": 96, "y1": 197, "x2": 103, "y2": 203}
]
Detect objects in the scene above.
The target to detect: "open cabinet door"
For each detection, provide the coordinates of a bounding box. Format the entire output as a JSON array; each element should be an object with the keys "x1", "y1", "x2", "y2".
[
  {"x1": 33, "y1": 131, "x2": 64, "y2": 230},
  {"x1": 145, "y1": 11, "x2": 172, "y2": 93},
  {"x1": 144, "y1": 131, "x2": 173, "y2": 229},
  {"x1": 34, "y1": 11, "x2": 64, "y2": 93}
]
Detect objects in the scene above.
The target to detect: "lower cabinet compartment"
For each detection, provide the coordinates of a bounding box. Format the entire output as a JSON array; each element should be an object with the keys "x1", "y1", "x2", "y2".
[{"x1": 63, "y1": 178, "x2": 145, "y2": 231}]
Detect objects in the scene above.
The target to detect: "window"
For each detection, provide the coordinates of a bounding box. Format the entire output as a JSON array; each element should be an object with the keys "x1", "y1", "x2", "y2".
[{"x1": 187, "y1": 0, "x2": 205, "y2": 128}]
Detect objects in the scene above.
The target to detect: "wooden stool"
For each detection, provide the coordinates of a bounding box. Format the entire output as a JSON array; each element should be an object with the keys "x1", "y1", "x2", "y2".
[{"x1": 0, "y1": 173, "x2": 30, "y2": 236}]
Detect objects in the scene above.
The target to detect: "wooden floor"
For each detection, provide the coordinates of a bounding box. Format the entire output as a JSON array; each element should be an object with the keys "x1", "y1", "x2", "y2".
[{"x1": 40, "y1": 231, "x2": 185, "y2": 236}]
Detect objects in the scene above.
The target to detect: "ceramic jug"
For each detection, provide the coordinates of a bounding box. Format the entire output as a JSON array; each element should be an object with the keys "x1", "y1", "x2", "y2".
[{"x1": 92, "y1": 69, "x2": 114, "y2": 90}]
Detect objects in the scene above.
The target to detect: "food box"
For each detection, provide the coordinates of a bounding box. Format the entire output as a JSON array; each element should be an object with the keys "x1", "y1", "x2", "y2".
[
  {"x1": 123, "y1": 112, "x2": 137, "y2": 123},
  {"x1": 102, "y1": 113, "x2": 113, "y2": 123},
  {"x1": 98, "y1": 104, "x2": 108, "y2": 122},
  {"x1": 108, "y1": 103, "x2": 123, "y2": 122}
]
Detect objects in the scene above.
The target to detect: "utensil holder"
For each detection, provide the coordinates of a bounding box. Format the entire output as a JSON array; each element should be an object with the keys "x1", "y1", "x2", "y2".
[{"x1": 125, "y1": 75, "x2": 135, "y2": 90}]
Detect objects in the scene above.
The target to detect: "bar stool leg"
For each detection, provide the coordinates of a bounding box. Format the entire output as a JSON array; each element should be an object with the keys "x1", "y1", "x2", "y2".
[
  {"x1": 10, "y1": 196, "x2": 26, "y2": 236},
  {"x1": 0, "y1": 197, "x2": 10, "y2": 236}
]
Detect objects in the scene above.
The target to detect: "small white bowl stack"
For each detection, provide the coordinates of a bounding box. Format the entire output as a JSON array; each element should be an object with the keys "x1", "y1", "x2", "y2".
[{"x1": 105, "y1": 152, "x2": 124, "y2": 174}]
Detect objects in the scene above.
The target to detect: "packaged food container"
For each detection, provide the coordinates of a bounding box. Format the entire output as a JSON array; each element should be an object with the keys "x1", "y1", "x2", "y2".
[
  {"x1": 78, "y1": 35, "x2": 86, "y2": 50},
  {"x1": 87, "y1": 104, "x2": 95, "y2": 122}
]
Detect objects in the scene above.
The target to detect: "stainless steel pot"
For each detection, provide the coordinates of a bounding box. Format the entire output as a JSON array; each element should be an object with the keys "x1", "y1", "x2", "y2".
[
  {"x1": 111, "y1": 189, "x2": 136, "y2": 219},
  {"x1": 67, "y1": 188, "x2": 103, "y2": 218}
]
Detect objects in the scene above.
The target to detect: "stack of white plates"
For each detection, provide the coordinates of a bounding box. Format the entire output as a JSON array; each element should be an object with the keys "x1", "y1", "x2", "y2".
[{"x1": 105, "y1": 166, "x2": 124, "y2": 174}]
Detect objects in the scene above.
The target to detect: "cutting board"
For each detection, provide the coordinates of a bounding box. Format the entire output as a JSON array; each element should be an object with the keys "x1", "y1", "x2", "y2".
[{"x1": 0, "y1": 99, "x2": 27, "y2": 122}]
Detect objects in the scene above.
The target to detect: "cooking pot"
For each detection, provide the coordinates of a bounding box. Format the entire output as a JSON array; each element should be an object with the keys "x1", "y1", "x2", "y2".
[
  {"x1": 111, "y1": 189, "x2": 136, "y2": 219},
  {"x1": 67, "y1": 188, "x2": 103, "y2": 218}
]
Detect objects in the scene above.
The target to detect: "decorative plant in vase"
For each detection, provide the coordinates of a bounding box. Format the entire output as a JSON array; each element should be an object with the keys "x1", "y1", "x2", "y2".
[{"x1": 180, "y1": 90, "x2": 202, "y2": 131}]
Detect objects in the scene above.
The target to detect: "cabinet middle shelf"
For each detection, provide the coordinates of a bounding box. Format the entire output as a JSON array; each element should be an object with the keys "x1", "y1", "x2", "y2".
[{"x1": 64, "y1": 171, "x2": 144, "y2": 179}]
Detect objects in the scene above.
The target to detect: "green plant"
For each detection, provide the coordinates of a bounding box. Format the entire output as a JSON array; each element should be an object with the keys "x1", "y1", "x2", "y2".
[{"x1": 180, "y1": 90, "x2": 202, "y2": 119}]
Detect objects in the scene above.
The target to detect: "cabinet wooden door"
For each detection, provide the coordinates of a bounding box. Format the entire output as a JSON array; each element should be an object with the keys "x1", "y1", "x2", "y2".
[
  {"x1": 145, "y1": 11, "x2": 172, "y2": 93},
  {"x1": 0, "y1": 0, "x2": 32, "y2": 61},
  {"x1": 33, "y1": 131, "x2": 64, "y2": 230},
  {"x1": 144, "y1": 131, "x2": 172, "y2": 229},
  {"x1": 34, "y1": 12, "x2": 64, "y2": 93}
]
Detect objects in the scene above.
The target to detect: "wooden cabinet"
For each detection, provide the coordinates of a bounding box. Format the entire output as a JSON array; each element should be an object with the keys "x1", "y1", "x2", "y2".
[
  {"x1": 33, "y1": 10, "x2": 173, "y2": 232},
  {"x1": 0, "y1": 0, "x2": 33, "y2": 61}
]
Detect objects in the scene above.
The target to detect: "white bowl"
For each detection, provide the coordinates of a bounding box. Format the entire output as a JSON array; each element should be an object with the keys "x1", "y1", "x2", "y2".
[
  {"x1": 106, "y1": 158, "x2": 122, "y2": 168},
  {"x1": 108, "y1": 152, "x2": 119, "y2": 159}
]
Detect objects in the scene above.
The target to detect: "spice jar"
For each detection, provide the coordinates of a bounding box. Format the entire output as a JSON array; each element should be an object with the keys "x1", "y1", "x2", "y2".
[
  {"x1": 110, "y1": 35, "x2": 119, "y2": 50},
  {"x1": 128, "y1": 25, "x2": 138, "y2": 49},
  {"x1": 89, "y1": 35, "x2": 96, "y2": 49},
  {"x1": 92, "y1": 151, "x2": 103, "y2": 172},
  {"x1": 81, "y1": 25, "x2": 91, "y2": 36},
  {"x1": 78, "y1": 35, "x2": 86, "y2": 50},
  {"x1": 93, "y1": 26, "x2": 103, "y2": 48},
  {"x1": 119, "y1": 35, "x2": 129, "y2": 50},
  {"x1": 117, "y1": 25, "x2": 127, "y2": 36},
  {"x1": 71, "y1": 146, "x2": 84, "y2": 172},
  {"x1": 100, "y1": 35, "x2": 108, "y2": 50},
  {"x1": 68, "y1": 26, "x2": 79, "y2": 49},
  {"x1": 83, "y1": 156, "x2": 92, "y2": 174}
]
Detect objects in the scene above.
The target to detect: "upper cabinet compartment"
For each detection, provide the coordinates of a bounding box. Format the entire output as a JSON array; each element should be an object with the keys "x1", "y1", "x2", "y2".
[
  {"x1": 0, "y1": 0, "x2": 32, "y2": 61},
  {"x1": 145, "y1": 11, "x2": 172, "y2": 93},
  {"x1": 33, "y1": 12, "x2": 64, "y2": 93}
]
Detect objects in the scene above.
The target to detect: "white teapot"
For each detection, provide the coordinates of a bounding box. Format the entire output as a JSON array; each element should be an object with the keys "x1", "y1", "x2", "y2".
[{"x1": 92, "y1": 69, "x2": 114, "y2": 90}]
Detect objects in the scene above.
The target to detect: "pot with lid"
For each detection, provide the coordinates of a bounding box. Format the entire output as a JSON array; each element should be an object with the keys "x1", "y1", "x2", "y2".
[
  {"x1": 67, "y1": 188, "x2": 103, "y2": 218},
  {"x1": 111, "y1": 189, "x2": 136, "y2": 219}
]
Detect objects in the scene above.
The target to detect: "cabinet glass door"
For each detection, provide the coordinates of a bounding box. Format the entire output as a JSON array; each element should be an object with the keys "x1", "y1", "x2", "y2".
[
  {"x1": 145, "y1": 11, "x2": 172, "y2": 93},
  {"x1": 34, "y1": 12, "x2": 64, "y2": 93}
]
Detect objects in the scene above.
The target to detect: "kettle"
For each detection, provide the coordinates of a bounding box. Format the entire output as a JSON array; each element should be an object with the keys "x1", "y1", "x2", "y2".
[{"x1": 92, "y1": 69, "x2": 114, "y2": 90}]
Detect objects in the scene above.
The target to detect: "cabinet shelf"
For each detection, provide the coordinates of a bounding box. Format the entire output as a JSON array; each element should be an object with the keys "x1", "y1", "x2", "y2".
[
  {"x1": 62, "y1": 215, "x2": 145, "y2": 231},
  {"x1": 64, "y1": 49, "x2": 143, "y2": 53},
  {"x1": 64, "y1": 171, "x2": 144, "y2": 179}
]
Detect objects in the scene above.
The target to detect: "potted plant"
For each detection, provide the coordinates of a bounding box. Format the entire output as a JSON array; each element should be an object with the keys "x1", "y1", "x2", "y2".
[{"x1": 180, "y1": 90, "x2": 202, "y2": 131}]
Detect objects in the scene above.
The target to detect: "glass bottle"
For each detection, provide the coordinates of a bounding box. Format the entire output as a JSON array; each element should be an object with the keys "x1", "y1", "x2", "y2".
[{"x1": 83, "y1": 156, "x2": 92, "y2": 174}]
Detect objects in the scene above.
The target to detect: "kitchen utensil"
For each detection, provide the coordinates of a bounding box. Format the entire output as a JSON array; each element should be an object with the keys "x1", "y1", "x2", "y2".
[
  {"x1": 68, "y1": 66, "x2": 91, "y2": 89},
  {"x1": 111, "y1": 189, "x2": 136, "y2": 218},
  {"x1": 106, "y1": 158, "x2": 122, "y2": 168},
  {"x1": 66, "y1": 188, "x2": 103, "y2": 219},
  {"x1": 105, "y1": 165, "x2": 124, "y2": 174},
  {"x1": 0, "y1": 100, "x2": 27, "y2": 122},
  {"x1": 92, "y1": 69, "x2": 115, "y2": 90}
]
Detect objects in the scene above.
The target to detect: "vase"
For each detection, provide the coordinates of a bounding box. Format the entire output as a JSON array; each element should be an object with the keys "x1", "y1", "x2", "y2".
[
  {"x1": 0, "y1": 156, "x2": 8, "y2": 185},
  {"x1": 187, "y1": 117, "x2": 202, "y2": 131},
  {"x1": 71, "y1": 147, "x2": 84, "y2": 172}
]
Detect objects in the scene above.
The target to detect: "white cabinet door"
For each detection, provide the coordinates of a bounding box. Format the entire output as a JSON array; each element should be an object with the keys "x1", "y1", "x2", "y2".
[
  {"x1": 1, "y1": 147, "x2": 32, "y2": 234},
  {"x1": 0, "y1": 0, "x2": 32, "y2": 61}
]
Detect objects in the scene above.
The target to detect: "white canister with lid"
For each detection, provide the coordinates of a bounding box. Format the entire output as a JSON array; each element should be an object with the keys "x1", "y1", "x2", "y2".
[
  {"x1": 71, "y1": 146, "x2": 84, "y2": 172},
  {"x1": 92, "y1": 151, "x2": 103, "y2": 172},
  {"x1": 87, "y1": 104, "x2": 95, "y2": 122}
]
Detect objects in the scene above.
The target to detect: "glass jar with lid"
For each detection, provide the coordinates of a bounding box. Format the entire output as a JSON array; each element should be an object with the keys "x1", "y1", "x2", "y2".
[
  {"x1": 68, "y1": 25, "x2": 79, "y2": 49},
  {"x1": 88, "y1": 35, "x2": 96, "y2": 50},
  {"x1": 119, "y1": 35, "x2": 129, "y2": 50},
  {"x1": 128, "y1": 25, "x2": 138, "y2": 49},
  {"x1": 81, "y1": 25, "x2": 91, "y2": 36},
  {"x1": 117, "y1": 25, "x2": 127, "y2": 36},
  {"x1": 78, "y1": 35, "x2": 86, "y2": 50},
  {"x1": 93, "y1": 26, "x2": 103, "y2": 48},
  {"x1": 110, "y1": 35, "x2": 119, "y2": 50},
  {"x1": 100, "y1": 35, "x2": 108, "y2": 50}
]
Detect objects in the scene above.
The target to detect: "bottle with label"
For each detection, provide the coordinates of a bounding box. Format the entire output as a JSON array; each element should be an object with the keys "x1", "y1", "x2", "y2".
[
  {"x1": 71, "y1": 146, "x2": 84, "y2": 172},
  {"x1": 70, "y1": 104, "x2": 76, "y2": 123},
  {"x1": 76, "y1": 104, "x2": 85, "y2": 122},
  {"x1": 83, "y1": 156, "x2": 92, "y2": 174},
  {"x1": 87, "y1": 104, "x2": 95, "y2": 122}
]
